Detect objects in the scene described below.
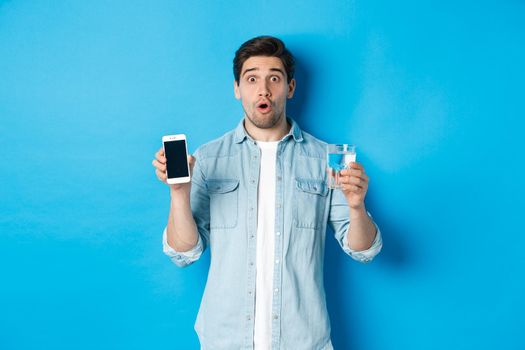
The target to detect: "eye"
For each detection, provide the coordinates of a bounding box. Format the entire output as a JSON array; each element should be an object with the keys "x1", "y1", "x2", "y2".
[
  {"x1": 247, "y1": 76, "x2": 256, "y2": 83},
  {"x1": 270, "y1": 76, "x2": 280, "y2": 82}
]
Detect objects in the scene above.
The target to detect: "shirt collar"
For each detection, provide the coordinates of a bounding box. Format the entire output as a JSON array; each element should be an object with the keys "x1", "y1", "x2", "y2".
[{"x1": 233, "y1": 117, "x2": 304, "y2": 144}]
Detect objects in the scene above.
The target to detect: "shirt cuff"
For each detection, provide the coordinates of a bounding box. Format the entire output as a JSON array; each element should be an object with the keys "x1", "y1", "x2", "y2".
[
  {"x1": 162, "y1": 227, "x2": 203, "y2": 267},
  {"x1": 343, "y1": 212, "x2": 383, "y2": 264}
]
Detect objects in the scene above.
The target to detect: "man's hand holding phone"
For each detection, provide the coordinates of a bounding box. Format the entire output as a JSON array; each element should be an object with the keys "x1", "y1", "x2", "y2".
[
  {"x1": 152, "y1": 134, "x2": 194, "y2": 194},
  {"x1": 152, "y1": 148, "x2": 194, "y2": 192}
]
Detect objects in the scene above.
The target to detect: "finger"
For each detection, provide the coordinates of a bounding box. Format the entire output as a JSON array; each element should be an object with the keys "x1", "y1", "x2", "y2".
[
  {"x1": 350, "y1": 172, "x2": 369, "y2": 184},
  {"x1": 152, "y1": 159, "x2": 166, "y2": 172},
  {"x1": 340, "y1": 168, "x2": 360, "y2": 176},
  {"x1": 156, "y1": 146, "x2": 167, "y2": 160},
  {"x1": 341, "y1": 165, "x2": 364, "y2": 176},
  {"x1": 348, "y1": 162, "x2": 363, "y2": 170},
  {"x1": 155, "y1": 169, "x2": 167, "y2": 182},
  {"x1": 341, "y1": 183, "x2": 362, "y2": 192},
  {"x1": 341, "y1": 168, "x2": 367, "y2": 181},
  {"x1": 156, "y1": 154, "x2": 166, "y2": 164},
  {"x1": 340, "y1": 176, "x2": 366, "y2": 189},
  {"x1": 188, "y1": 155, "x2": 196, "y2": 177},
  {"x1": 346, "y1": 176, "x2": 365, "y2": 187}
]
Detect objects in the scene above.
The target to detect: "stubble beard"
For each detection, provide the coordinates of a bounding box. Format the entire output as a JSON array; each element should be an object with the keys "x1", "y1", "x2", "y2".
[{"x1": 244, "y1": 106, "x2": 284, "y2": 130}]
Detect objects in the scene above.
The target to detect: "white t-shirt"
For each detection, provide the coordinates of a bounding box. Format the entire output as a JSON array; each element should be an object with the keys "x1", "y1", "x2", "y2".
[{"x1": 253, "y1": 141, "x2": 278, "y2": 349}]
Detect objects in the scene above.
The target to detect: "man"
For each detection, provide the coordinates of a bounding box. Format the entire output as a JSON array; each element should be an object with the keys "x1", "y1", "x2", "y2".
[{"x1": 152, "y1": 36, "x2": 382, "y2": 350}]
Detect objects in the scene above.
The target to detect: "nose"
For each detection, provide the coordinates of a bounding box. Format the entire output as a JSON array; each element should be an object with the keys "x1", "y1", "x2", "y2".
[{"x1": 258, "y1": 81, "x2": 271, "y2": 97}]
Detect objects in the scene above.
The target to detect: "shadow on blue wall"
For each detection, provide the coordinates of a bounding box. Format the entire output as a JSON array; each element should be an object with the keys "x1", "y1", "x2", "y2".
[{"x1": 286, "y1": 47, "x2": 311, "y2": 131}]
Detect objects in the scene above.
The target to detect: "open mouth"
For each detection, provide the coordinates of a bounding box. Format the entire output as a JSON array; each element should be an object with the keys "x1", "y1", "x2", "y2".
[{"x1": 257, "y1": 101, "x2": 272, "y2": 113}]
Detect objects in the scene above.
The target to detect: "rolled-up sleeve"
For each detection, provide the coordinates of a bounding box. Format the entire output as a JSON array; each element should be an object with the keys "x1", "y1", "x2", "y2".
[
  {"x1": 342, "y1": 221, "x2": 382, "y2": 263},
  {"x1": 328, "y1": 189, "x2": 383, "y2": 264},
  {"x1": 162, "y1": 227, "x2": 204, "y2": 267}
]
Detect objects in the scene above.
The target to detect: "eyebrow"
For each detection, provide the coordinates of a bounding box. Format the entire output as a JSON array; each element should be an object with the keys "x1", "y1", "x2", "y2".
[{"x1": 241, "y1": 67, "x2": 285, "y2": 77}]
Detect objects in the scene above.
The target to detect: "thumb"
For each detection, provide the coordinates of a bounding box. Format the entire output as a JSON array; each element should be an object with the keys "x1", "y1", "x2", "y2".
[{"x1": 188, "y1": 155, "x2": 196, "y2": 174}]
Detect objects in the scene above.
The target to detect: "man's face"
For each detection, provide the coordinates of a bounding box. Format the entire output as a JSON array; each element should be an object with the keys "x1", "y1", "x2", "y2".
[{"x1": 234, "y1": 56, "x2": 296, "y2": 129}]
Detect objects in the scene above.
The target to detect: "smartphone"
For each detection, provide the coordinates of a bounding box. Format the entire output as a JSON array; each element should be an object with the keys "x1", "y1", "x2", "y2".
[{"x1": 162, "y1": 134, "x2": 191, "y2": 184}]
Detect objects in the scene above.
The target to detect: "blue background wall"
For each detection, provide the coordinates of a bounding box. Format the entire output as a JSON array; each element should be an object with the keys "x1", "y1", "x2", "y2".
[{"x1": 1, "y1": 1, "x2": 524, "y2": 349}]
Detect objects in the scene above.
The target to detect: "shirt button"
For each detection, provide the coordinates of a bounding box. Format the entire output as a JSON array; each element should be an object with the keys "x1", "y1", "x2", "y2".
[
  {"x1": 250, "y1": 235, "x2": 254, "y2": 239},
  {"x1": 273, "y1": 314, "x2": 279, "y2": 320},
  {"x1": 275, "y1": 259, "x2": 280, "y2": 264},
  {"x1": 247, "y1": 315, "x2": 251, "y2": 321},
  {"x1": 276, "y1": 232, "x2": 281, "y2": 236},
  {"x1": 250, "y1": 179, "x2": 255, "y2": 184},
  {"x1": 250, "y1": 262, "x2": 254, "y2": 266},
  {"x1": 274, "y1": 288, "x2": 279, "y2": 293},
  {"x1": 277, "y1": 176, "x2": 282, "y2": 181},
  {"x1": 276, "y1": 203, "x2": 281, "y2": 208}
]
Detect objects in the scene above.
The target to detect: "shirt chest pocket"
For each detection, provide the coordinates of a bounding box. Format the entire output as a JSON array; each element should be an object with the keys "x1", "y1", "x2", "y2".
[
  {"x1": 293, "y1": 178, "x2": 328, "y2": 229},
  {"x1": 207, "y1": 179, "x2": 240, "y2": 229}
]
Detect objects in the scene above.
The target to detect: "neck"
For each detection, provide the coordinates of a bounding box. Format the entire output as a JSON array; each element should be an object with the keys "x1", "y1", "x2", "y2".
[{"x1": 243, "y1": 115, "x2": 291, "y2": 142}]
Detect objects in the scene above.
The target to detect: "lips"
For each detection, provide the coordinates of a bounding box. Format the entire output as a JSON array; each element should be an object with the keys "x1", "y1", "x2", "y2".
[{"x1": 256, "y1": 100, "x2": 272, "y2": 114}]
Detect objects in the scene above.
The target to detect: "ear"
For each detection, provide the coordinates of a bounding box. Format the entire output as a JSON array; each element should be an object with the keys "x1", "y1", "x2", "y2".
[
  {"x1": 287, "y1": 78, "x2": 296, "y2": 99},
  {"x1": 234, "y1": 80, "x2": 241, "y2": 100}
]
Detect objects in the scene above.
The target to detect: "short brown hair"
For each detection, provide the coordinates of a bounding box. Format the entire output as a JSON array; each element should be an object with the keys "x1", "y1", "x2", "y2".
[{"x1": 233, "y1": 36, "x2": 295, "y2": 84}]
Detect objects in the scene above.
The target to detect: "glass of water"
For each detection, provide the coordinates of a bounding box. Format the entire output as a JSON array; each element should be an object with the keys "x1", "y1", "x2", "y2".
[{"x1": 327, "y1": 144, "x2": 356, "y2": 189}]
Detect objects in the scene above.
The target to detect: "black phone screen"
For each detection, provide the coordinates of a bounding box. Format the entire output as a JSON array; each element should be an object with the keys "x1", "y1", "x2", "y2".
[{"x1": 164, "y1": 139, "x2": 189, "y2": 178}]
